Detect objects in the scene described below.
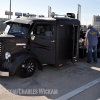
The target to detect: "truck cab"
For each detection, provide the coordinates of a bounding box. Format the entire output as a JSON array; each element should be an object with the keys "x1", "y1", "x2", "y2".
[{"x1": 0, "y1": 15, "x2": 80, "y2": 78}]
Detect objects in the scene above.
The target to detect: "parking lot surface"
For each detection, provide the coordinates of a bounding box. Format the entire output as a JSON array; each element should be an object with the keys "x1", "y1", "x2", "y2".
[{"x1": 0, "y1": 59, "x2": 100, "y2": 100}]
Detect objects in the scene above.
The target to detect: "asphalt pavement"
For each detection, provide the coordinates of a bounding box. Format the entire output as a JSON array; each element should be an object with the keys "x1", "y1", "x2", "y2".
[{"x1": 0, "y1": 58, "x2": 100, "y2": 100}]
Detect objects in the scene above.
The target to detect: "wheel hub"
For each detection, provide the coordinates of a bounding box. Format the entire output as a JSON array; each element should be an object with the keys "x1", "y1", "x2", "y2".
[{"x1": 21, "y1": 60, "x2": 34, "y2": 73}]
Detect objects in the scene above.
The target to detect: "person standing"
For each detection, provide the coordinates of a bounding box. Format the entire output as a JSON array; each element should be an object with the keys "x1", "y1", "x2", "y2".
[{"x1": 84, "y1": 24, "x2": 100, "y2": 63}]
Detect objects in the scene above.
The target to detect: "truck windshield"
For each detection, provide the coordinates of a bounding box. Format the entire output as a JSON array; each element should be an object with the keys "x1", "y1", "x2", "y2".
[{"x1": 3, "y1": 23, "x2": 30, "y2": 36}]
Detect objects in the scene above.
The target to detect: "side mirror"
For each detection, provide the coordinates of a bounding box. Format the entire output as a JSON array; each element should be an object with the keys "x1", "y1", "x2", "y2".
[
  {"x1": 30, "y1": 31, "x2": 35, "y2": 40},
  {"x1": 31, "y1": 35, "x2": 35, "y2": 40}
]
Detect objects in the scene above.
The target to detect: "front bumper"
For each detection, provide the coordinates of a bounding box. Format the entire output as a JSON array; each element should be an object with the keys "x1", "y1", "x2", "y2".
[{"x1": 0, "y1": 71, "x2": 9, "y2": 76}]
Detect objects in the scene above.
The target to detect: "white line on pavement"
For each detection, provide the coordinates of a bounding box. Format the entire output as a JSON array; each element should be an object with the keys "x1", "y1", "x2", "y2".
[{"x1": 56, "y1": 78, "x2": 100, "y2": 100}]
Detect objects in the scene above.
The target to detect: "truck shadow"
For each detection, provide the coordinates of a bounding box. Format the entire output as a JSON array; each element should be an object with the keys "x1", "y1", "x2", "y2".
[{"x1": 0, "y1": 58, "x2": 100, "y2": 100}]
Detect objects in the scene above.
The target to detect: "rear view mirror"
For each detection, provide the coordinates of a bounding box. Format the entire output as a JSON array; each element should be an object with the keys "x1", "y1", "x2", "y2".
[{"x1": 67, "y1": 13, "x2": 75, "y2": 18}]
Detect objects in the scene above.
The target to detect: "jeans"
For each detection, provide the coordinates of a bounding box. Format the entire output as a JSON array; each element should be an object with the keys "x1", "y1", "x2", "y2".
[{"x1": 87, "y1": 45, "x2": 97, "y2": 63}]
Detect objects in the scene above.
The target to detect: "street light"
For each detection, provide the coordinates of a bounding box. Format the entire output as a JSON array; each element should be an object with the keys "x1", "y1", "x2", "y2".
[{"x1": 10, "y1": 0, "x2": 11, "y2": 19}]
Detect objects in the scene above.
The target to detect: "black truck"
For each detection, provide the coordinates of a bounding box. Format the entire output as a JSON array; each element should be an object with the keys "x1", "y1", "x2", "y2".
[{"x1": 0, "y1": 13, "x2": 80, "y2": 78}]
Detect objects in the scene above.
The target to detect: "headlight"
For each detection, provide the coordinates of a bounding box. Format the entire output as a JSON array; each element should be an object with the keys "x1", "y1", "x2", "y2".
[{"x1": 5, "y1": 52, "x2": 11, "y2": 60}]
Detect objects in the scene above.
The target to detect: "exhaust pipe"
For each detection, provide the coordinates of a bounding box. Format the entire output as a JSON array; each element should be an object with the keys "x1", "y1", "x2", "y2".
[
  {"x1": 48, "y1": 6, "x2": 51, "y2": 17},
  {"x1": 77, "y1": 4, "x2": 81, "y2": 22}
]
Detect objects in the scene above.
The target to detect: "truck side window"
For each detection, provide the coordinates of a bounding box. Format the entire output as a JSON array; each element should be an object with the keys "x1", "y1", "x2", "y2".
[
  {"x1": 34, "y1": 24, "x2": 53, "y2": 36},
  {"x1": 45, "y1": 25, "x2": 52, "y2": 36},
  {"x1": 37, "y1": 26, "x2": 45, "y2": 35}
]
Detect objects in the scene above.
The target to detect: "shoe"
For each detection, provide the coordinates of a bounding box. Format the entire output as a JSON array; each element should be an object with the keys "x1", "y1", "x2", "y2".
[
  {"x1": 93, "y1": 62, "x2": 97, "y2": 64},
  {"x1": 87, "y1": 61, "x2": 92, "y2": 64}
]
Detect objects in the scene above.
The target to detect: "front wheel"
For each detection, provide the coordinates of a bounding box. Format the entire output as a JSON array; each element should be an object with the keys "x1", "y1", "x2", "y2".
[{"x1": 16, "y1": 58, "x2": 36, "y2": 78}]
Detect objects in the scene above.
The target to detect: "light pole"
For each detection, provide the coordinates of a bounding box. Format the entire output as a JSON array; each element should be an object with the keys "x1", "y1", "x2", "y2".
[{"x1": 10, "y1": 0, "x2": 11, "y2": 19}]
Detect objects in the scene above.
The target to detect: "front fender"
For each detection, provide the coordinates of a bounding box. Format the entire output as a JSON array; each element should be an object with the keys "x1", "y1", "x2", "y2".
[{"x1": 2, "y1": 54, "x2": 43, "y2": 76}]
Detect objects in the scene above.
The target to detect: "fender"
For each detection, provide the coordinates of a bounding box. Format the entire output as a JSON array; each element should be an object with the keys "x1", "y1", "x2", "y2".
[{"x1": 3, "y1": 54, "x2": 43, "y2": 76}]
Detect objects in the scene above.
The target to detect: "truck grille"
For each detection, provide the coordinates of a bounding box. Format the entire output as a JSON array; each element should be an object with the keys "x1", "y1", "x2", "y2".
[{"x1": 0, "y1": 42, "x2": 2, "y2": 64}]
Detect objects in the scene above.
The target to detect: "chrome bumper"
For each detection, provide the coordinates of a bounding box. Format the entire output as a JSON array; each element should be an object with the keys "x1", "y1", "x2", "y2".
[{"x1": 0, "y1": 71, "x2": 9, "y2": 76}]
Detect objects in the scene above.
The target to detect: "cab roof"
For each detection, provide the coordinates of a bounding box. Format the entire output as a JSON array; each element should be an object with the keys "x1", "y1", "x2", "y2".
[{"x1": 4, "y1": 17, "x2": 80, "y2": 24}]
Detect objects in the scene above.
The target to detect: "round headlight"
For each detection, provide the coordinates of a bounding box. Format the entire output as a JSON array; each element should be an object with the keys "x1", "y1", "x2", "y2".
[{"x1": 5, "y1": 52, "x2": 11, "y2": 60}]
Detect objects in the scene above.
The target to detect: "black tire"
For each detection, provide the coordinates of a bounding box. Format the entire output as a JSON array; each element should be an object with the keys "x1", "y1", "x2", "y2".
[{"x1": 16, "y1": 58, "x2": 36, "y2": 78}]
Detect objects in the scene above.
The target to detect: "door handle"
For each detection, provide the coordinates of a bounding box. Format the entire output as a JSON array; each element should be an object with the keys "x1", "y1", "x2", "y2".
[{"x1": 50, "y1": 40, "x2": 55, "y2": 42}]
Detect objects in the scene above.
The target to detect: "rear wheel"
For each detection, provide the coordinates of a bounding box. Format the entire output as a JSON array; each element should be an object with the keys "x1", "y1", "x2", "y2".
[{"x1": 16, "y1": 58, "x2": 36, "y2": 78}]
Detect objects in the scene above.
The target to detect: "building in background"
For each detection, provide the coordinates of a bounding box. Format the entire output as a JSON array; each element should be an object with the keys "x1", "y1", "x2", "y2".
[
  {"x1": 92, "y1": 15, "x2": 100, "y2": 33},
  {"x1": 93, "y1": 15, "x2": 100, "y2": 25}
]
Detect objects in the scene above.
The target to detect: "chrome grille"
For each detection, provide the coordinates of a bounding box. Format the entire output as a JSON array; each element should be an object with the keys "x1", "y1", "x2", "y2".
[{"x1": 0, "y1": 42, "x2": 2, "y2": 64}]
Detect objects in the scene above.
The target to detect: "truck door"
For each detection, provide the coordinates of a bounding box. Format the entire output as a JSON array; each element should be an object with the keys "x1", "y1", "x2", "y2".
[
  {"x1": 70, "y1": 25, "x2": 79, "y2": 62},
  {"x1": 30, "y1": 22, "x2": 56, "y2": 64}
]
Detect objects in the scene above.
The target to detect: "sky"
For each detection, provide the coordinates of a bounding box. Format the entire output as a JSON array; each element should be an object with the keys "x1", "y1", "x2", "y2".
[{"x1": 0, "y1": 0, "x2": 100, "y2": 25}]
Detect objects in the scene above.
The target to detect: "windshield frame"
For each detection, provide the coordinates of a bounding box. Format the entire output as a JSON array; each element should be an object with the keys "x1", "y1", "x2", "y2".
[
  {"x1": 3, "y1": 24, "x2": 10, "y2": 35},
  {"x1": 3, "y1": 22, "x2": 30, "y2": 38}
]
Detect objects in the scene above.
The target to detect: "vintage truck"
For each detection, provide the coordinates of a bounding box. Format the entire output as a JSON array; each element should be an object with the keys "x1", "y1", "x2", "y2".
[{"x1": 0, "y1": 13, "x2": 80, "y2": 78}]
